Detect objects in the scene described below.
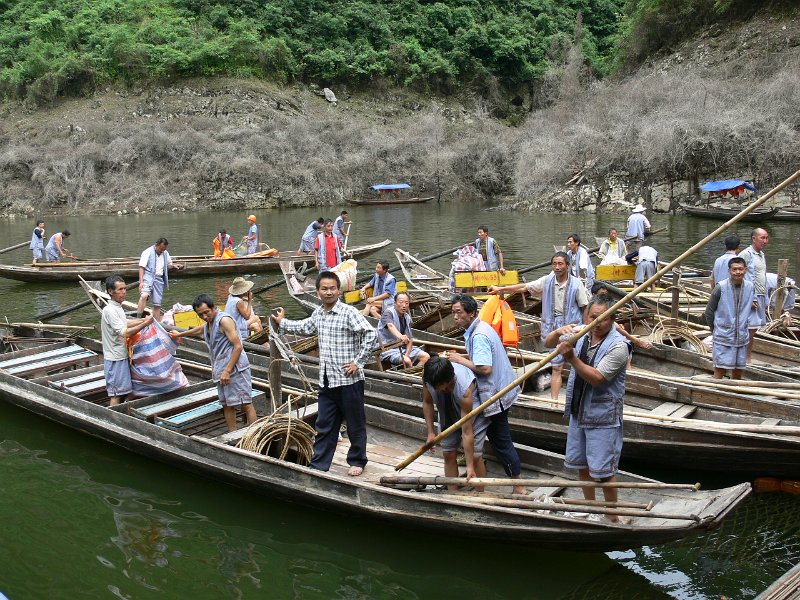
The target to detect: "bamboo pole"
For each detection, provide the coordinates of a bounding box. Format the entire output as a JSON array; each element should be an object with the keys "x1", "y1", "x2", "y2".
[
  {"x1": 7, "y1": 322, "x2": 94, "y2": 331},
  {"x1": 451, "y1": 490, "x2": 653, "y2": 509},
  {"x1": 0, "y1": 241, "x2": 30, "y2": 255},
  {"x1": 37, "y1": 281, "x2": 138, "y2": 322},
  {"x1": 355, "y1": 245, "x2": 462, "y2": 285},
  {"x1": 380, "y1": 475, "x2": 702, "y2": 490},
  {"x1": 689, "y1": 376, "x2": 800, "y2": 390},
  {"x1": 343, "y1": 223, "x2": 352, "y2": 253},
  {"x1": 395, "y1": 168, "x2": 800, "y2": 472},
  {"x1": 628, "y1": 369, "x2": 800, "y2": 399}
]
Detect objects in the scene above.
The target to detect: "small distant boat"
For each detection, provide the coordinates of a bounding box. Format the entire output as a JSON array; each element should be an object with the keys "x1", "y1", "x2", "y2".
[
  {"x1": 351, "y1": 184, "x2": 434, "y2": 206},
  {"x1": 681, "y1": 205, "x2": 779, "y2": 221},
  {"x1": 773, "y1": 207, "x2": 800, "y2": 222}
]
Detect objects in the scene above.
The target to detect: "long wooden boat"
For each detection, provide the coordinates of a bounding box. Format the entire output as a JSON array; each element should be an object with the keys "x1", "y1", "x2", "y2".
[
  {"x1": 0, "y1": 239, "x2": 392, "y2": 283},
  {"x1": 0, "y1": 335, "x2": 751, "y2": 550},
  {"x1": 351, "y1": 197, "x2": 434, "y2": 206},
  {"x1": 682, "y1": 205, "x2": 780, "y2": 221},
  {"x1": 773, "y1": 207, "x2": 800, "y2": 222},
  {"x1": 756, "y1": 561, "x2": 800, "y2": 600}
]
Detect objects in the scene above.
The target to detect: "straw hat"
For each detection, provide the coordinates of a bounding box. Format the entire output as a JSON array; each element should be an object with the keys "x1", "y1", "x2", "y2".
[
  {"x1": 631, "y1": 203, "x2": 647, "y2": 213},
  {"x1": 229, "y1": 277, "x2": 254, "y2": 296},
  {"x1": 247, "y1": 214, "x2": 257, "y2": 222}
]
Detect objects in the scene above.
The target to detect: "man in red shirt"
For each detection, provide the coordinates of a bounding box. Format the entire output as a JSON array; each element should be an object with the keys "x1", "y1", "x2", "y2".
[{"x1": 314, "y1": 219, "x2": 344, "y2": 271}]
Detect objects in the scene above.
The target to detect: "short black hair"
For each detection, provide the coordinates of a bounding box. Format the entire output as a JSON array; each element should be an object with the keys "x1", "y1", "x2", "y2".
[
  {"x1": 316, "y1": 217, "x2": 325, "y2": 223},
  {"x1": 394, "y1": 291, "x2": 410, "y2": 302},
  {"x1": 62, "y1": 230, "x2": 71, "y2": 237},
  {"x1": 423, "y1": 355, "x2": 455, "y2": 388},
  {"x1": 340, "y1": 210, "x2": 349, "y2": 215},
  {"x1": 587, "y1": 294, "x2": 614, "y2": 313},
  {"x1": 728, "y1": 256, "x2": 746, "y2": 268},
  {"x1": 590, "y1": 281, "x2": 609, "y2": 295},
  {"x1": 36, "y1": 219, "x2": 44, "y2": 227},
  {"x1": 608, "y1": 227, "x2": 617, "y2": 235},
  {"x1": 568, "y1": 233, "x2": 581, "y2": 244},
  {"x1": 316, "y1": 271, "x2": 341, "y2": 290},
  {"x1": 377, "y1": 260, "x2": 390, "y2": 271},
  {"x1": 192, "y1": 294, "x2": 215, "y2": 311},
  {"x1": 219, "y1": 228, "x2": 227, "y2": 234},
  {"x1": 452, "y1": 294, "x2": 478, "y2": 315},
  {"x1": 724, "y1": 234, "x2": 741, "y2": 251},
  {"x1": 105, "y1": 275, "x2": 125, "y2": 293},
  {"x1": 156, "y1": 237, "x2": 169, "y2": 246},
  {"x1": 552, "y1": 251, "x2": 569, "y2": 263},
  {"x1": 478, "y1": 225, "x2": 489, "y2": 234}
]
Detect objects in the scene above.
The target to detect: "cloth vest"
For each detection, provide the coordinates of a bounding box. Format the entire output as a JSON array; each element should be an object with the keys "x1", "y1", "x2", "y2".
[
  {"x1": 564, "y1": 327, "x2": 628, "y2": 428},
  {"x1": 224, "y1": 295, "x2": 250, "y2": 341},
  {"x1": 568, "y1": 246, "x2": 594, "y2": 291},
  {"x1": 247, "y1": 224, "x2": 259, "y2": 253},
  {"x1": 602, "y1": 239, "x2": 626, "y2": 258},
  {"x1": 334, "y1": 216, "x2": 346, "y2": 240},
  {"x1": 372, "y1": 272, "x2": 396, "y2": 311},
  {"x1": 219, "y1": 233, "x2": 232, "y2": 248},
  {"x1": 540, "y1": 273, "x2": 584, "y2": 338},
  {"x1": 465, "y1": 319, "x2": 519, "y2": 416},
  {"x1": 302, "y1": 221, "x2": 319, "y2": 243},
  {"x1": 626, "y1": 214, "x2": 647, "y2": 239},
  {"x1": 203, "y1": 310, "x2": 250, "y2": 379},
  {"x1": 29, "y1": 227, "x2": 43, "y2": 250},
  {"x1": 474, "y1": 237, "x2": 499, "y2": 270},
  {"x1": 45, "y1": 233, "x2": 61, "y2": 256},
  {"x1": 714, "y1": 279, "x2": 755, "y2": 347},
  {"x1": 739, "y1": 245, "x2": 767, "y2": 294},
  {"x1": 712, "y1": 252, "x2": 736, "y2": 286},
  {"x1": 378, "y1": 305, "x2": 413, "y2": 345},
  {"x1": 317, "y1": 232, "x2": 342, "y2": 268},
  {"x1": 143, "y1": 246, "x2": 170, "y2": 289}
]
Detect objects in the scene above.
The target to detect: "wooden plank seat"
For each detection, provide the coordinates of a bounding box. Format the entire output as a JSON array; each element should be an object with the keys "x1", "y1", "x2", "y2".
[
  {"x1": 650, "y1": 402, "x2": 697, "y2": 419},
  {"x1": 761, "y1": 418, "x2": 782, "y2": 427},
  {"x1": 1, "y1": 345, "x2": 97, "y2": 377},
  {"x1": 156, "y1": 390, "x2": 262, "y2": 431},
  {"x1": 0, "y1": 344, "x2": 86, "y2": 370},
  {"x1": 51, "y1": 369, "x2": 108, "y2": 397},
  {"x1": 131, "y1": 387, "x2": 223, "y2": 421}
]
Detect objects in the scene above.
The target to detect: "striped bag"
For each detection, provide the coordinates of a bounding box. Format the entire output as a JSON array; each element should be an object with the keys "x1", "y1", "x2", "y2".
[{"x1": 128, "y1": 321, "x2": 189, "y2": 397}]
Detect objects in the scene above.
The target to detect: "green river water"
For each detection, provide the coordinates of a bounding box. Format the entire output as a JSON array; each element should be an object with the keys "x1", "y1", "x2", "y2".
[{"x1": 0, "y1": 203, "x2": 798, "y2": 599}]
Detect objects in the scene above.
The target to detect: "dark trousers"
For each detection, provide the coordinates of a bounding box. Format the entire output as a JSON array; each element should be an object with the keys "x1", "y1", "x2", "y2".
[
  {"x1": 310, "y1": 379, "x2": 368, "y2": 471},
  {"x1": 487, "y1": 408, "x2": 521, "y2": 477}
]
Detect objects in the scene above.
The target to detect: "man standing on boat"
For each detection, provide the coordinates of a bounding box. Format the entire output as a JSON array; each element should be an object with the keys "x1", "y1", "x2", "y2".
[
  {"x1": 703, "y1": 257, "x2": 757, "y2": 380},
  {"x1": 225, "y1": 277, "x2": 263, "y2": 341},
  {"x1": 709, "y1": 235, "x2": 741, "y2": 288},
  {"x1": 566, "y1": 233, "x2": 594, "y2": 293},
  {"x1": 359, "y1": 260, "x2": 397, "y2": 318},
  {"x1": 448, "y1": 294, "x2": 526, "y2": 495},
  {"x1": 490, "y1": 252, "x2": 588, "y2": 403},
  {"x1": 475, "y1": 226, "x2": 505, "y2": 274},
  {"x1": 598, "y1": 228, "x2": 627, "y2": 263},
  {"x1": 422, "y1": 355, "x2": 484, "y2": 488},
  {"x1": 244, "y1": 215, "x2": 259, "y2": 255},
  {"x1": 314, "y1": 219, "x2": 345, "y2": 272},
  {"x1": 297, "y1": 217, "x2": 324, "y2": 255},
  {"x1": 138, "y1": 238, "x2": 182, "y2": 321},
  {"x1": 378, "y1": 291, "x2": 430, "y2": 368},
  {"x1": 29, "y1": 220, "x2": 45, "y2": 265},
  {"x1": 170, "y1": 294, "x2": 258, "y2": 432},
  {"x1": 626, "y1": 203, "x2": 650, "y2": 248},
  {"x1": 273, "y1": 271, "x2": 377, "y2": 476},
  {"x1": 101, "y1": 275, "x2": 153, "y2": 406},
  {"x1": 334, "y1": 211, "x2": 351, "y2": 245},
  {"x1": 737, "y1": 228, "x2": 769, "y2": 363},
  {"x1": 45, "y1": 229, "x2": 71, "y2": 262},
  {"x1": 546, "y1": 294, "x2": 630, "y2": 522}
]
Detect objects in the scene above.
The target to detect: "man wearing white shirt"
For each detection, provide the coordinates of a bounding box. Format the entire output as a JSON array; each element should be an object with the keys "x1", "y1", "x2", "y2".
[{"x1": 138, "y1": 237, "x2": 182, "y2": 321}]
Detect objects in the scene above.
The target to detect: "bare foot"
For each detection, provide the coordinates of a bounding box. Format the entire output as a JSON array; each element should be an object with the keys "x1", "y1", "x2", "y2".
[
  {"x1": 512, "y1": 486, "x2": 528, "y2": 495},
  {"x1": 606, "y1": 515, "x2": 632, "y2": 524},
  {"x1": 347, "y1": 466, "x2": 364, "y2": 477}
]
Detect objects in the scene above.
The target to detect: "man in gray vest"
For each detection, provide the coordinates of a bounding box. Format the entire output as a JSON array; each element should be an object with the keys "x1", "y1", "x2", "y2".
[
  {"x1": 738, "y1": 227, "x2": 769, "y2": 363},
  {"x1": 475, "y1": 225, "x2": 505, "y2": 274},
  {"x1": 137, "y1": 237, "x2": 183, "y2": 321},
  {"x1": 703, "y1": 257, "x2": 757, "y2": 380},
  {"x1": 378, "y1": 291, "x2": 430, "y2": 367},
  {"x1": 170, "y1": 294, "x2": 257, "y2": 432},
  {"x1": 546, "y1": 294, "x2": 630, "y2": 522},
  {"x1": 448, "y1": 294, "x2": 525, "y2": 495}
]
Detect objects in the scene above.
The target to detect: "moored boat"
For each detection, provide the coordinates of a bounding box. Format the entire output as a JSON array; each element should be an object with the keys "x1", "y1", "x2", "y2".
[{"x1": 681, "y1": 205, "x2": 779, "y2": 221}]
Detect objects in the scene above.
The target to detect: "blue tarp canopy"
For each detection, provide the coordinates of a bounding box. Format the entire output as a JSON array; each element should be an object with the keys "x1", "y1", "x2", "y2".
[
  {"x1": 370, "y1": 184, "x2": 411, "y2": 191},
  {"x1": 700, "y1": 179, "x2": 757, "y2": 192}
]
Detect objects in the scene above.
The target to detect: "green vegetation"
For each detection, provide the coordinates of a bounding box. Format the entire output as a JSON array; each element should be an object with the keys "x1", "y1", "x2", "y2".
[{"x1": 0, "y1": 0, "x2": 624, "y2": 102}]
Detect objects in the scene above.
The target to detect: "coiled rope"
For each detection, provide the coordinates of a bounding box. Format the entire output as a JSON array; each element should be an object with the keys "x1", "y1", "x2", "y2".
[{"x1": 652, "y1": 284, "x2": 709, "y2": 354}]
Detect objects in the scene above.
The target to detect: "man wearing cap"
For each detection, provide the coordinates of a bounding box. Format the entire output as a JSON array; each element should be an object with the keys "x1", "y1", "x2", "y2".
[
  {"x1": 626, "y1": 203, "x2": 650, "y2": 248},
  {"x1": 138, "y1": 237, "x2": 183, "y2": 321},
  {"x1": 244, "y1": 215, "x2": 259, "y2": 255},
  {"x1": 225, "y1": 277, "x2": 263, "y2": 341}
]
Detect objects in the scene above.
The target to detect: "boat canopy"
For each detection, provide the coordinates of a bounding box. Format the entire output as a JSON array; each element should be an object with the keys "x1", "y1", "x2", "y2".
[
  {"x1": 370, "y1": 184, "x2": 411, "y2": 191},
  {"x1": 700, "y1": 179, "x2": 757, "y2": 193}
]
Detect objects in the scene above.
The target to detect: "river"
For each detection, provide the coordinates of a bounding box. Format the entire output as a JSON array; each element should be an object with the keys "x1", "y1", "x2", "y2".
[{"x1": 0, "y1": 204, "x2": 798, "y2": 599}]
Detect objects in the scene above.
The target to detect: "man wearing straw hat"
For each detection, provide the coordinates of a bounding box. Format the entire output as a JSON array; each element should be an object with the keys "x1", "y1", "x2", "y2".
[
  {"x1": 546, "y1": 294, "x2": 631, "y2": 522},
  {"x1": 626, "y1": 203, "x2": 650, "y2": 248},
  {"x1": 225, "y1": 277, "x2": 262, "y2": 342},
  {"x1": 244, "y1": 214, "x2": 259, "y2": 255},
  {"x1": 703, "y1": 256, "x2": 757, "y2": 380}
]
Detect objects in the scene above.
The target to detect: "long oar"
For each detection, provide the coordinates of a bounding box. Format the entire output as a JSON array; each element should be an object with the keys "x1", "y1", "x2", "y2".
[
  {"x1": 395, "y1": 169, "x2": 800, "y2": 472},
  {"x1": 380, "y1": 475, "x2": 701, "y2": 490},
  {"x1": 355, "y1": 245, "x2": 461, "y2": 285},
  {"x1": 0, "y1": 241, "x2": 31, "y2": 255},
  {"x1": 36, "y1": 281, "x2": 138, "y2": 322}
]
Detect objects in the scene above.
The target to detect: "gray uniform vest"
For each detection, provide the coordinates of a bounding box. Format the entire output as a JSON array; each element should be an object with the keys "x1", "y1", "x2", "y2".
[
  {"x1": 203, "y1": 311, "x2": 250, "y2": 379},
  {"x1": 465, "y1": 320, "x2": 519, "y2": 416}
]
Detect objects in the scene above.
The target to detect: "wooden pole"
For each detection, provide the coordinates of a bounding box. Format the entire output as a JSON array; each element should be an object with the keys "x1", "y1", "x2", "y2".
[
  {"x1": 37, "y1": 281, "x2": 138, "y2": 322},
  {"x1": 394, "y1": 168, "x2": 800, "y2": 472},
  {"x1": 452, "y1": 490, "x2": 653, "y2": 509},
  {"x1": 380, "y1": 475, "x2": 702, "y2": 490},
  {"x1": 354, "y1": 245, "x2": 461, "y2": 285},
  {"x1": 0, "y1": 241, "x2": 30, "y2": 255},
  {"x1": 343, "y1": 223, "x2": 352, "y2": 253},
  {"x1": 8, "y1": 322, "x2": 95, "y2": 331}
]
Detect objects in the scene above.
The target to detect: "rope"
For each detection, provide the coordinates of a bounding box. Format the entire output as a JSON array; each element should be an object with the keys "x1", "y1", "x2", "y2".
[
  {"x1": 236, "y1": 412, "x2": 315, "y2": 464},
  {"x1": 651, "y1": 284, "x2": 708, "y2": 354}
]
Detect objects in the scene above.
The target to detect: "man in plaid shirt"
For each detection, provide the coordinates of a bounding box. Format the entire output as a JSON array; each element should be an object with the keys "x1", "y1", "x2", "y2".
[{"x1": 273, "y1": 271, "x2": 377, "y2": 476}]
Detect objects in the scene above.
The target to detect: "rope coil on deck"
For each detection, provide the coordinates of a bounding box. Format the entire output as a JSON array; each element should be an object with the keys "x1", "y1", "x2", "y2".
[{"x1": 652, "y1": 285, "x2": 708, "y2": 354}]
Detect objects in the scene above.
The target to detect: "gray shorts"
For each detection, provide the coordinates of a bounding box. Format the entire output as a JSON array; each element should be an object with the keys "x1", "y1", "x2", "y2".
[
  {"x1": 635, "y1": 260, "x2": 656, "y2": 284},
  {"x1": 104, "y1": 358, "x2": 132, "y2": 397},
  {"x1": 439, "y1": 412, "x2": 490, "y2": 456},
  {"x1": 564, "y1": 416, "x2": 623, "y2": 479},
  {"x1": 141, "y1": 277, "x2": 165, "y2": 307},
  {"x1": 712, "y1": 341, "x2": 747, "y2": 370},
  {"x1": 380, "y1": 345, "x2": 424, "y2": 365},
  {"x1": 299, "y1": 238, "x2": 315, "y2": 253},
  {"x1": 45, "y1": 248, "x2": 60, "y2": 261},
  {"x1": 217, "y1": 368, "x2": 253, "y2": 407},
  {"x1": 32, "y1": 247, "x2": 42, "y2": 259},
  {"x1": 749, "y1": 294, "x2": 766, "y2": 329}
]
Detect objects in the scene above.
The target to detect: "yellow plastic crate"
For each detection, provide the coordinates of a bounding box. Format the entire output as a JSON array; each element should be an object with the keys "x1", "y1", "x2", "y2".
[
  {"x1": 595, "y1": 264, "x2": 636, "y2": 281},
  {"x1": 174, "y1": 310, "x2": 203, "y2": 328},
  {"x1": 343, "y1": 280, "x2": 408, "y2": 304},
  {"x1": 453, "y1": 270, "x2": 519, "y2": 288}
]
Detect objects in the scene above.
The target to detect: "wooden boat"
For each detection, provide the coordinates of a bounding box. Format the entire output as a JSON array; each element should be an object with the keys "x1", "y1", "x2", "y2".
[
  {"x1": 681, "y1": 205, "x2": 779, "y2": 221},
  {"x1": 756, "y1": 561, "x2": 800, "y2": 600},
  {"x1": 0, "y1": 335, "x2": 751, "y2": 550},
  {"x1": 0, "y1": 239, "x2": 392, "y2": 283},
  {"x1": 352, "y1": 184, "x2": 434, "y2": 206},
  {"x1": 773, "y1": 207, "x2": 800, "y2": 222}
]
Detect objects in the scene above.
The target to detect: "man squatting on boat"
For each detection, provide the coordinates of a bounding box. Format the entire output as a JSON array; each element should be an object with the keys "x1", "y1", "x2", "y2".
[
  {"x1": 170, "y1": 294, "x2": 257, "y2": 432},
  {"x1": 377, "y1": 291, "x2": 430, "y2": 368},
  {"x1": 545, "y1": 294, "x2": 631, "y2": 522},
  {"x1": 273, "y1": 271, "x2": 377, "y2": 476},
  {"x1": 101, "y1": 275, "x2": 153, "y2": 406}
]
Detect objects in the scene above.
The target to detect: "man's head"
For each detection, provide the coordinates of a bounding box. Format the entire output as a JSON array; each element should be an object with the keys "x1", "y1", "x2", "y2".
[
  {"x1": 751, "y1": 228, "x2": 769, "y2": 252},
  {"x1": 219, "y1": 228, "x2": 227, "y2": 235},
  {"x1": 316, "y1": 271, "x2": 341, "y2": 306},
  {"x1": 477, "y1": 226, "x2": 489, "y2": 240},
  {"x1": 105, "y1": 275, "x2": 127, "y2": 302},
  {"x1": 340, "y1": 210, "x2": 349, "y2": 217},
  {"x1": 551, "y1": 252, "x2": 569, "y2": 277},
  {"x1": 154, "y1": 237, "x2": 169, "y2": 255},
  {"x1": 394, "y1": 291, "x2": 410, "y2": 314},
  {"x1": 567, "y1": 234, "x2": 581, "y2": 252},
  {"x1": 323, "y1": 219, "x2": 334, "y2": 234},
  {"x1": 36, "y1": 220, "x2": 44, "y2": 229},
  {"x1": 423, "y1": 355, "x2": 456, "y2": 393},
  {"x1": 316, "y1": 217, "x2": 325, "y2": 224},
  {"x1": 192, "y1": 294, "x2": 217, "y2": 323},
  {"x1": 587, "y1": 295, "x2": 615, "y2": 339},
  {"x1": 591, "y1": 281, "x2": 610, "y2": 296},
  {"x1": 375, "y1": 260, "x2": 390, "y2": 276},
  {"x1": 727, "y1": 256, "x2": 747, "y2": 284},
  {"x1": 61, "y1": 230, "x2": 71, "y2": 238},
  {"x1": 451, "y1": 294, "x2": 478, "y2": 329},
  {"x1": 608, "y1": 228, "x2": 618, "y2": 241},
  {"x1": 724, "y1": 234, "x2": 740, "y2": 252}
]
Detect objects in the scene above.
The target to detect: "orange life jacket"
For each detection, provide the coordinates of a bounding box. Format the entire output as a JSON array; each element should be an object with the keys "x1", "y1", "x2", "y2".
[
  {"x1": 478, "y1": 295, "x2": 519, "y2": 347},
  {"x1": 212, "y1": 237, "x2": 221, "y2": 257}
]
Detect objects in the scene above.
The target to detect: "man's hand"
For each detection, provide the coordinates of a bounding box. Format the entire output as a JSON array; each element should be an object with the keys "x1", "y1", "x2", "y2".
[
  {"x1": 499, "y1": 268, "x2": 506, "y2": 276},
  {"x1": 220, "y1": 367, "x2": 231, "y2": 385},
  {"x1": 399, "y1": 334, "x2": 410, "y2": 344},
  {"x1": 446, "y1": 351, "x2": 468, "y2": 365},
  {"x1": 343, "y1": 362, "x2": 359, "y2": 376},
  {"x1": 168, "y1": 330, "x2": 181, "y2": 340},
  {"x1": 466, "y1": 464, "x2": 476, "y2": 481},
  {"x1": 426, "y1": 432, "x2": 437, "y2": 453},
  {"x1": 144, "y1": 314, "x2": 154, "y2": 326},
  {"x1": 272, "y1": 307, "x2": 285, "y2": 325},
  {"x1": 488, "y1": 285, "x2": 500, "y2": 294},
  {"x1": 138, "y1": 280, "x2": 143, "y2": 290},
  {"x1": 402, "y1": 355, "x2": 413, "y2": 368},
  {"x1": 556, "y1": 341, "x2": 575, "y2": 359}
]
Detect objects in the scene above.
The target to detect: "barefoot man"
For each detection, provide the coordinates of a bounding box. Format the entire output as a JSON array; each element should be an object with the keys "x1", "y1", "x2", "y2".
[{"x1": 272, "y1": 271, "x2": 377, "y2": 476}]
